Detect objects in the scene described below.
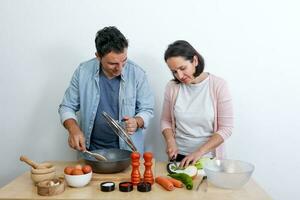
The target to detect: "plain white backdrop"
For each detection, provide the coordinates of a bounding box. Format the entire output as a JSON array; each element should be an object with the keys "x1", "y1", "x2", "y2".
[{"x1": 1, "y1": 0, "x2": 300, "y2": 199}]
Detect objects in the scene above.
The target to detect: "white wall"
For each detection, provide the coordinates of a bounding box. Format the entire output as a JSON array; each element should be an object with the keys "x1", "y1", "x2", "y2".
[{"x1": 1, "y1": 0, "x2": 299, "y2": 199}]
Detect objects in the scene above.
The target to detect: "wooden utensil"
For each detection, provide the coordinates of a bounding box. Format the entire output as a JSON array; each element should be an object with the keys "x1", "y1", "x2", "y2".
[
  {"x1": 20, "y1": 155, "x2": 47, "y2": 169},
  {"x1": 31, "y1": 171, "x2": 56, "y2": 184},
  {"x1": 37, "y1": 178, "x2": 65, "y2": 196},
  {"x1": 31, "y1": 164, "x2": 55, "y2": 174}
]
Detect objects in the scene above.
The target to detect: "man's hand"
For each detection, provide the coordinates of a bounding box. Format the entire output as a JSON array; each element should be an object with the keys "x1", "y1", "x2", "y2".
[
  {"x1": 64, "y1": 119, "x2": 86, "y2": 151},
  {"x1": 122, "y1": 116, "x2": 143, "y2": 135},
  {"x1": 68, "y1": 128, "x2": 86, "y2": 151}
]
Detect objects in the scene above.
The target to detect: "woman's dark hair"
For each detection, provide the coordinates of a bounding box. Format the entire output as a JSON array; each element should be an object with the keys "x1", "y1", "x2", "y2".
[
  {"x1": 164, "y1": 40, "x2": 205, "y2": 83},
  {"x1": 95, "y1": 26, "x2": 128, "y2": 57}
]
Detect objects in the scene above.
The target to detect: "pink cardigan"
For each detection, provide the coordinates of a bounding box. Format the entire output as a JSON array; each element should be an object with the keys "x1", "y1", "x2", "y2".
[{"x1": 160, "y1": 73, "x2": 234, "y2": 159}]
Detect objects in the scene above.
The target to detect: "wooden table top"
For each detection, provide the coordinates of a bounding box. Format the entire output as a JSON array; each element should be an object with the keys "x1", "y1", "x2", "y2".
[{"x1": 0, "y1": 161, "x2": 272, "y2": 200}]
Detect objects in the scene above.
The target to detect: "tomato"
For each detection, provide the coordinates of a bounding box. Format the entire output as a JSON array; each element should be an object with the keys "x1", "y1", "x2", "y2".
[
  {"x1": 131, "y1": 152, "x2": 140, "y2": 159},
  {"x1": 143, "y1": 152, "x2": 153, "y2": 160},
  {"x1": 71, "y1": 168, "x2": 84, "y2": 175},
  {"x1": 82, "y1": 165, "x2": 92, "y2": 174},
  {"x1": 64, "y1": 166, "x2": 74, "y2": 175},
  {"x1": 74, "y1": 164, "x2": 82, "y2": 170}
]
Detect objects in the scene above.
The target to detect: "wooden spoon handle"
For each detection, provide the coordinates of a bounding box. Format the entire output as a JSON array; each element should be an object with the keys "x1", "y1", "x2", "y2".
[{"x1": 20, "y1": 155, "x2": 39, "y2": 169}]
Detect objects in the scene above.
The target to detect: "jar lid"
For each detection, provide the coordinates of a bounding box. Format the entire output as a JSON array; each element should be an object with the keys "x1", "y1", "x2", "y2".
[
  {"x1": 100, "y1": 182, "x2": 115, "y2": 192},
  {"x1": 137, "y1": 182, "x2": 152, "y2": 192},
  {"x1": 119, "y1": 182, "x2": 133, "y2": 192}
]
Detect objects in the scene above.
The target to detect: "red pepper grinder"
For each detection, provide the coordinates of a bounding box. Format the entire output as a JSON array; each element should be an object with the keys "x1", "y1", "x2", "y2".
[
  {"x1": 143, "y1": 152, "x2": 154, "y2": 185},
  {"x1": 131, "y1": 152, "x2": 141, "y2": 185}
]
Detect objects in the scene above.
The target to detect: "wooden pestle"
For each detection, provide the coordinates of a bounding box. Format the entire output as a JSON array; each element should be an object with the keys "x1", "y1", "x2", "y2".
[{"x1": 20, "y1": 155, "x2": 47, "y2": 169}]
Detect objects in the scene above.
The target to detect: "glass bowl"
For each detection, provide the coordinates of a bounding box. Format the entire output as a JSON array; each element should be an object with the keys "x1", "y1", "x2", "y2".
[{"x1": 204, "y1": 159, "x2": 254, "y2": 189}]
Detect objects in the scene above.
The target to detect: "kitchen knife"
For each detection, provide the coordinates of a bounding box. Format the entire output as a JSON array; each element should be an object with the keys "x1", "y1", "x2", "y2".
[{"x1": 196, "y1": 176, "x2": 207, "y2": 191}]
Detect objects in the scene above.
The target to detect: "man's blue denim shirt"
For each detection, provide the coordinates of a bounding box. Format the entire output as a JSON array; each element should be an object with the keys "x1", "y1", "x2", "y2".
[{"x1": 58, "y1": 58, "x2": 154, "y2": 153}]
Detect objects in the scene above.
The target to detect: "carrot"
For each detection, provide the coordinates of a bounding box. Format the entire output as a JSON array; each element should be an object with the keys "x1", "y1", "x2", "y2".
[
  {"x1": 167, "y1": 177, "x2": 183, "y2": 188},
  {"x1": 155, "y1": 176, "x2": 175, "y2": 191}
]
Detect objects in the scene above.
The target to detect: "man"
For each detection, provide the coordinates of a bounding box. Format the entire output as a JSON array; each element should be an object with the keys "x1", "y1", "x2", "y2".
[{"x1": 59, "y1": 26, "x2": 154, "y2": 154}]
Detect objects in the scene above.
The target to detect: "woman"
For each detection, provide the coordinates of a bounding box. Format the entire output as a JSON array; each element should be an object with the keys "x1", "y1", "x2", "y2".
[{"x1": 161, "y1": 40, "x2": 233, "y2": 168}]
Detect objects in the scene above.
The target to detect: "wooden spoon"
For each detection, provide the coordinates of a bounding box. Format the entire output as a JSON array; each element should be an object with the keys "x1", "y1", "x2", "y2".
[{"x1": 20, "y1": 155, "x2": 47, "y2": 169}]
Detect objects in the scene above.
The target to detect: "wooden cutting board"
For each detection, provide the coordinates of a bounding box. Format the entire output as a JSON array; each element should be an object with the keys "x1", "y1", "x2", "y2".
[{"x1": 91, "y1": 159, "x2": 156, "y2": 182}]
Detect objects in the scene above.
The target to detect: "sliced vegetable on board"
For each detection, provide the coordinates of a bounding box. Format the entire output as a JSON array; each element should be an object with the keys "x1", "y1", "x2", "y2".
[{"x1": 167, "y1": 164, "x2": 198, "y2": 179}]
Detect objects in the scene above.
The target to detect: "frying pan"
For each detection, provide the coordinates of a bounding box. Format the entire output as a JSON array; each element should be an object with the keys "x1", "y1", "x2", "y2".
[{"x1": 84, "y1": 148, "x2": 132, "y2": 173}]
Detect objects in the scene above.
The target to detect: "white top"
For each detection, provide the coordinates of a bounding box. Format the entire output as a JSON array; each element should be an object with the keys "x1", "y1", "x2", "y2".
[{"x1": 174, "y1": 76, "x2": 214, "y2": 157}]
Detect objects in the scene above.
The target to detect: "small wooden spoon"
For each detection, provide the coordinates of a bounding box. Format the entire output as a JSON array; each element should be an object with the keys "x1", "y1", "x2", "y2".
[{"x1": 20, "y1": 155, "x2": 47, "y2": 169}]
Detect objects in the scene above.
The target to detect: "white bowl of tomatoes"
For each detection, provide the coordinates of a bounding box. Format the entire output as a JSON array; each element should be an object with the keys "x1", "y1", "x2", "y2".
[{"x1": 64, "y1": 164, "x2": 92, "y2": 187}]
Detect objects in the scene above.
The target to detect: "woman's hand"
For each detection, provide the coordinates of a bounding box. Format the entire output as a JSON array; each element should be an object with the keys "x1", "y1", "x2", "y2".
[
  {"x1": 166, "y1": 139, "x2": 178, "y2": 160},
  {"x1": 179, "y1": 133, "x2": 224, "y2": 167},
  {"x1": 179, "y1": 151, "x2": 202, "y2": 168},
  {"x1": 162, "y1": 129, "x2": 178, "y2": 160}
]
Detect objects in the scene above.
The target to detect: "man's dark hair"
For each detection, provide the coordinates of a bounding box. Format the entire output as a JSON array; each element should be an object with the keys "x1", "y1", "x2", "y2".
[
  {"x1": 164, "y1": 40, "x2": 205, "y2": 83},
  {"x1": 95, "y1": 26, "x2": 128, "y2": 57}
]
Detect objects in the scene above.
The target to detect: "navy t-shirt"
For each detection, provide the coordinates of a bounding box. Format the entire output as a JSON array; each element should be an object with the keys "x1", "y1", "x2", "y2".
[{"x1": 89, "y1": 70, "x2": 120, "y2": 150}]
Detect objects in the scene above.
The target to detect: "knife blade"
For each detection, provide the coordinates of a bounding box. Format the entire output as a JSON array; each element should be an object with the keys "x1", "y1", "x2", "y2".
[{"x1": 169, "y1": 155, "x2": 178, "y2": 169}]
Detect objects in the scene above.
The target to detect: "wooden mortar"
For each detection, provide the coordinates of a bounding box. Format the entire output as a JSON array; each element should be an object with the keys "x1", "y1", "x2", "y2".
[
  {"x1": 31, "y1": 171, "x2": 56, "y2": 184},
  {"x1": 31, "y1": 163, "x2": 55, "y2": 174}
]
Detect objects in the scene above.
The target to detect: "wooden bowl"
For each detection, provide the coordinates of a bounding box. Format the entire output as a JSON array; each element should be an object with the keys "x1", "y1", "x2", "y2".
[
  {"x1": 31, "y1": 171, "x2": 56, "y2": 184},
  {"x1": 37, "y1": 178, "x2": 65, "y2": 196},
  {"x1": 31, "y1": 163, "x2": 55, "y2": 174}
]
